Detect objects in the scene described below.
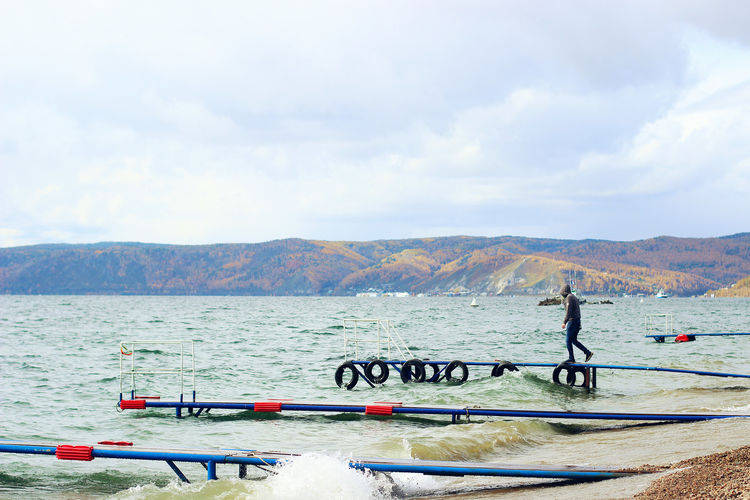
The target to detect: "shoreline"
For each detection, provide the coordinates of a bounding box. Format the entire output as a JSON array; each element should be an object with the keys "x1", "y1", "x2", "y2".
[
  {"x1": 419, "y1": 427, "x2": 750, "y2": 500},
  {"x1": 635, "y1": 445, "x2": 750, "y2": 499}
]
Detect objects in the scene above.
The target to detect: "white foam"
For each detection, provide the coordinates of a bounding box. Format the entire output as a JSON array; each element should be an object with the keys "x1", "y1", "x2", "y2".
[
  {"x1": 262, "y1": 453, "x2": 396, "y2": 499},
  {"x1": 114, "y1": 454, "x2": 398, "y2": 499}
]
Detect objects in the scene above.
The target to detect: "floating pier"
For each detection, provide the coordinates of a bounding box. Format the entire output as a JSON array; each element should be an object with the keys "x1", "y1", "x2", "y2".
[
  {"x1": 0, "y1": 440, "x2": 637, "y2": 482},
  {"x1": 643, "y1": 313, "x2": 750, "y2": 342},
  {"x1": 117, "y1": 397, "x2": 750, "y2": 423},
  {"x1": 334, "y1": 359, "x2": 750, "y2": 390},
  {"x1": 646, "y1": 332, "x2": 750, "y2": 343},
  {"x1": 116, "y1": 341, "x2": 750, "y2": 422}
]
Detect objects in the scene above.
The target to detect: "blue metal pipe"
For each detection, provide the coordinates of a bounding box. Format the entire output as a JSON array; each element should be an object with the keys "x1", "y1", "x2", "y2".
[
  {"x1": 352, "y1": 360, "x2": 750, "y2": 378},
  {"x1": 0, "y1": 444, "x2": 55, "y2": 455},
  {"x1": 135, "y1": 401, "x2": 749, "y2": 422},
  {"x1": 392, "y1": 407, "x2": 745, "y2": 421},
  {"x1": 351, "y1": 462, "x2": 626, "y2": 479},
  {"x1": 0, "y1": 442, "x2": 635, "y2": 480},
  {"x1": 206, "y1": 461, "x2": 217, "y2": 480},
  {"x1": 166, "y1": 460, "x2": 190, "y2": 483}
]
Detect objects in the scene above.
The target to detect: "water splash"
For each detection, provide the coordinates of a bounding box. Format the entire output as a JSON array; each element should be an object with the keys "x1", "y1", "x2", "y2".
[{"x1": 114, "y1": 454, "x2": 394, "y2": 500}]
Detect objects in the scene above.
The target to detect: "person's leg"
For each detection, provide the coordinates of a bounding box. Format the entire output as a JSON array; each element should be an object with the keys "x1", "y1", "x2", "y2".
[
  {"x1": 565, "y1": 322, "x2": 576, "y2": 362},
  {"x1": 570, "y1": 321, "x2": 591, "y2": 358},
  {"x1": 571, "y1": 338, "x2": 590, "y2": 356}
]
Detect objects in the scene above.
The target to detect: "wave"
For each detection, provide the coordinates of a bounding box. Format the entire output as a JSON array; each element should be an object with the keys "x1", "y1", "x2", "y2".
[
  {"x1": 0, "y1": 469, "x2": 170, "y2": 496},
  {"x1": 112, "y1": 454, "x2": 394, "y2": 500},
  {"x1": 383, "y1": 419, "x2": 569, "y2": 461},
  {"x1": 0, "y1": 471, "x2": 35, "y2": 487}
]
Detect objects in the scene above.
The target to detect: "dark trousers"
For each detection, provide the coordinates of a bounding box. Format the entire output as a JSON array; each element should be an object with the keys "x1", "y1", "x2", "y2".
[{"x1": 565, "y1": 318, "x2": 590, "y2": 362}]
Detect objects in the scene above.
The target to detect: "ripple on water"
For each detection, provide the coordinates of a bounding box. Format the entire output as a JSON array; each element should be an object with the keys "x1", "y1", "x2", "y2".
[{"x1": 1, "y1": 295, "x2": 748, "y2": 498}]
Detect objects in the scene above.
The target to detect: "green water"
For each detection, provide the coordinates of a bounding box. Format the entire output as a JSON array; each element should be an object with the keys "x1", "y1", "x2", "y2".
[{"x1": 0, "y1": 296, "x2": 748, "y2": 498}]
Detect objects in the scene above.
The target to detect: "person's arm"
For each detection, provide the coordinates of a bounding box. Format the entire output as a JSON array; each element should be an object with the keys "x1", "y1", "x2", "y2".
[{"x1": 562, "y1": 296, "x2": 570, "y2": 329}]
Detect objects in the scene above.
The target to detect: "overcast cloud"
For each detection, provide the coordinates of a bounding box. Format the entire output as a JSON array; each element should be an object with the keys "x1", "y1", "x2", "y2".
[{"x1": 1, "y1": 1, "x2": 749, "y2": 246}]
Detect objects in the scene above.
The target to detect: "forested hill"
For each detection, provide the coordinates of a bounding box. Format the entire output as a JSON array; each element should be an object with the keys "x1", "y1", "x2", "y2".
[{"x1": 1, "y1": 233, "x2": 749, "y2": 296}]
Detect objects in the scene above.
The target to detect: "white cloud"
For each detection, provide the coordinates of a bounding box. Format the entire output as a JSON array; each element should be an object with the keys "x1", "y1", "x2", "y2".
[{"x1": 1, "y1": 2, "x2": 750, "y2": 245}]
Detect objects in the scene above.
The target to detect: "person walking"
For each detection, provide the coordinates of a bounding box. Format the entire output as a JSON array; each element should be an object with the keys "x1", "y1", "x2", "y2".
[{"x1": 560, "y1": 284, "x2": 593, "y2": 363}]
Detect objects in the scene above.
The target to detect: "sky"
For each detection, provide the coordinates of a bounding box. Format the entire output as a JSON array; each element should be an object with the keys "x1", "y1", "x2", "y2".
[{"x1": 1, "y1": 1, "x2": 750, "y2": 247}]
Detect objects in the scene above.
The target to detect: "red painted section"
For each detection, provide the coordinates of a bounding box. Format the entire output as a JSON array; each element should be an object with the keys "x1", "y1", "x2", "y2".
[
  {"x1": 97, "y1": 441, "x2": 133, "y2": 446},
  {"x1": 365, "y1": 405, "x2": 393, "y2": 416},
  {"x1": 56, "y1": 445, "x2": 94, "y2": 461},
  {"x1": 675, "y1": 334, "x2": 691, "y2": 342},
  {"x1": 120, "y1": 399, "x2": 147, "y2": 409},
  {"x1": 254, "y1": 401, "x2": 283, "y2": 412}
]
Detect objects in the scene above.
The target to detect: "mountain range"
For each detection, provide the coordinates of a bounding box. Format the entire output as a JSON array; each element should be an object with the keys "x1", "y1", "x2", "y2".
[{"x1": 1, "y1": 233, "x2": 749, "y2": 296}]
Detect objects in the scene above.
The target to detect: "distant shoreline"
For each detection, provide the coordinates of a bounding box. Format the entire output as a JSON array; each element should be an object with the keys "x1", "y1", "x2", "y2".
[
  {"x1": 2, "y1": 236, "x2": 748, "y2": 296},
  {"x1": 2, "y1": 293, "x2": 749, "y2": 298}
]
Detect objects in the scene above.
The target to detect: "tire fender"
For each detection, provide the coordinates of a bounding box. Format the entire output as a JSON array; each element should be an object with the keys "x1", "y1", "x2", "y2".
[
  {"x1": 491, "y1": 360, "x2": 518, "y2": 377},
  {"x1": 445, "y1": 360, "x2": 469, "y2": 384},
  {"x1": 335, "y1": 361, "x2": 359, "y2": 390},
  {"x1": 400, "y1": 359, "x2": 426, "y2": 383},
  {"x1": 365, "y1": 360, "x2": 389, "y2": 384}
]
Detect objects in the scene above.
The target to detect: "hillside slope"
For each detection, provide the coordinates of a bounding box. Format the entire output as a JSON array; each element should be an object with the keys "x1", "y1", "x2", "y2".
[
  {"x1": 707, "y1": 275, "x2": 750, "y2": 297},
  {"x1": 0, "y1": 234, "x2": 748, "y2": 296}
]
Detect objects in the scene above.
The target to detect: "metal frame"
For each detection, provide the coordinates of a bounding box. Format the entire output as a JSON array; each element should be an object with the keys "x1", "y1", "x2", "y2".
[
  {"x1": 116, "y1": 399, "x2": 750, "y2": 423},
  {"x1": 0, "y1": 441, "x2": 637, "y2": 482},
  {"x1": 119, "y1": 340, "x2": 196, "y2": 406},
  {"x1": 645, "y1": 332, "x2": 750, "y2": 342},
  {"x1": 340, "y1": 359, "x2": 750, "y2": 390},
  {"x1": 644, "y1": 313, "x2": 673, "y2": 340},
  {"x1": 342, "y1": 318, "x2": 413, "y2": 360}
]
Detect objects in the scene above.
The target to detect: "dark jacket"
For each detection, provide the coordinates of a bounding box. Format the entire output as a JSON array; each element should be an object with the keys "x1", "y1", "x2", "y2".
[
  {"x1": 560, "y1": 284, "x2": 581, "y2": 323},
  {"x1": 563, "y1": 293, "x2": 581, "y2": 323}
]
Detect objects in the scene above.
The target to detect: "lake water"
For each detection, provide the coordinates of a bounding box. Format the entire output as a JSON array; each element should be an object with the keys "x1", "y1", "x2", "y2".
[{"x1": 1, "y1": 296, "x2": 748, "y2": 498}]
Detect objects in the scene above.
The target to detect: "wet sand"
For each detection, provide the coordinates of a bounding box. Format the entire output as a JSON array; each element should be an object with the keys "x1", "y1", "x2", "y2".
[
  {"x1": 636, "y1": 445, "x2": 750, "y2": 499},
  {"x1": 417, "y1": 418, "x2": 750, "y2": 499},
  {"x1": 421, "y1": 446, "x2": 750, "y2": 499}
]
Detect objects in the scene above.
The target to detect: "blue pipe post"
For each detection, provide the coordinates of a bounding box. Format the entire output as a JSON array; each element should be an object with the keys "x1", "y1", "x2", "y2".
[
  {"x1": 352, "y1": 364, "x2": 376, "y2": 388},
  {"x1": 206, "y1": 460, "x2": 217, "y2": 480},
  {"x1": 166, "y1": 460, "x2": 190, "y2": 483},
  {"x1": 138, "y1": 400, "x2": 750, "y2": 422},
  {"x1": 0, "y1": 442, "x2": 635, "y2": 480}
]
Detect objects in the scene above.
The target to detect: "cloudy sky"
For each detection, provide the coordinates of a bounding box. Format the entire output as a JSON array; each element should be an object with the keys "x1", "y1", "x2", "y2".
[{"x1": 1, "y1": 1, "x2": 749, "y2": 247}]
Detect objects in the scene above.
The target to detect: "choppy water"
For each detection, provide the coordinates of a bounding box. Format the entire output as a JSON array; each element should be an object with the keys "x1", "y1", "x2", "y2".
[{"x1": 0, "y1": 296, "x2": 748, "y2": 499}]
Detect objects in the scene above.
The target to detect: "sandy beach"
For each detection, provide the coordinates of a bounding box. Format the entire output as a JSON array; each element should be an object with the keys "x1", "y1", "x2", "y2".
[
  {"x1": 636, "y1": 445, "x2": 750, "y2": 499},
  {"x1": 425, "y1": 445, "x2": 750, "y2": 500},
  {"x1": 423, "y1": 417, "x2": 750, "y2": 500}
]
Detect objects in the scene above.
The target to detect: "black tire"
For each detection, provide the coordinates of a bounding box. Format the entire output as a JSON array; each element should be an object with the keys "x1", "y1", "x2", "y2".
[
  {"x1": 552, "y1": 363, "x2": 577, "y2": 386},
  {"x1": 445, "y1": 360, "x2": 469, "y2": 384},
  {"x1": 574, "y1": 366, "x2": 590, "y2": 387},
  {"x1": 335, "y1": 361, "x2": 359, "y2": 390},
  {"x1": 491, "y1": 360, "x2": 518, "y2": 377},
  {"x1": 654, "y1": 336, "x2": 665, "y2": 343},
  {"x1": 400, "y1": 359, "x2": 426, "y2": 383},
  {"x1": 365, "y1": 360, "x2": 389, "y2": 384},
  {"x1": 425, "y1": 362, "x2": 442, "y2": 383}
]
